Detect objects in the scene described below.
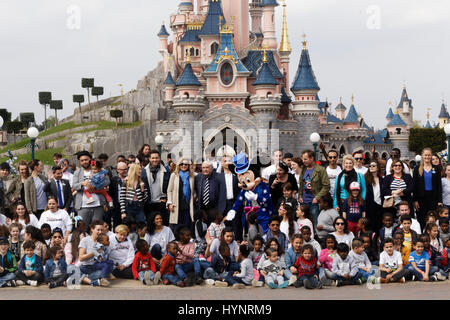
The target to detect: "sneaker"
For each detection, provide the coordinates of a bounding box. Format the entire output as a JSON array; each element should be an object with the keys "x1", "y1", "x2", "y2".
[
  {"x1": 108, "y1": 274, "x2": 117, "y2": 280},
  {"x1": 268, "y1": 282, "x2": 277, "y2": 289},
  {"x1": 370, "y1": 277, "x2": 380, "y2": 285},
  {"x1": 303, "y1": 278, "x2": 314, "y2": 289},
  {"x1": 48, "y1": 282, "x2": 57, "y2": 289},
  {"x1": 320, "y1": 277, "x2": 334, "y2": 286},
  {"x1": 435, "y1": 272, "x2": 446, "y2": 281},
  {"x1": 336, "y1": 280, "x2": 343, "y2": 287},
  {"x1": 316, "y1": 281, "x2": 324, "y2": 289},
  {"x1": 278, "y1": 281, "x2": 289, "y2": 289},
  {"x1": 163, "y1": 279, "x2": 170, "y2": 285},
  {"x1": 431, "y1": 275, "x2": 438, "y2": 282},
  {"x1": 288, "y1": 275, "x2": 297, "y2": 286},
  {"x1": 154, "y1": 271, "x2": 161, "y2": 285},
  {"x1": 232, "y1": 283, "x2": 246, "y2": 289},
  {"x1": 205, "y1": 279, "x2": 215, "y2": 286},
  {"x1": 176, "y1": 281, "x2": 185, "y2": 287},
  {"x1": 214, "y1": 281, "x2": 228, "y2": 287},
  {"x1": 293, "y1": 279, "x2": 303, "y2": 288},
  {"x1": 194, "y1": 275, "x2": 204, "y2": 285},
  {"x1": 144, "y1": 271, "x2": 152, "y2": 286},
  {"x1": 356, "y1": 279, "x2": 363, "y2": 285},
  {"x1": 411, "y1": 275, "x2": 416, "y2": 281},
  {"x1": 398, "y1": 277, "x2": 406, "y2": 283},
  {"x1": 29, "y1": 280, "x2": 38, "y2": 287},
  {"x1": 251, "y1": 280, "x2": 264, "y2": 287},
  {"x1": 99, "y1": 278, "x2": 110, "y2": 287},
  {"x1": 108, "y1": 202, "x2": 114, "y2": 208},
  {"x1": 91, "y1": 279, "x2": 100, "y2": 287},
  {"x1": 184, "y1": 277, "x2": 193, "y2": 287},
  {"x1": 15, "y1": 280, "x2": 25, "y2": 286},
  {"x1": 8, "y1": 280, "x2": 16, "y2": 287}
]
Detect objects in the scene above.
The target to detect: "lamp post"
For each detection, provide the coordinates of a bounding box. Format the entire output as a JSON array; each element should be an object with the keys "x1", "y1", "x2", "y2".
[
  {"x1": 310, "y1": 132, "x2": 321, "y2": 160},
  {"x1": 155, "y1": 134, "x2": 164, "y2": 156},
  {"x1": 0, "y1": 116, "x2": 3, "y2": 145},
  {"x1": 27, "y1": 127, "x2": 39, "y2": 160},
  {"x1": 444, "y1": 124, "x2": 450, "y2": 160},
  {"x1": 415, "y1": 154, "x2": 422, "y2": 167}
]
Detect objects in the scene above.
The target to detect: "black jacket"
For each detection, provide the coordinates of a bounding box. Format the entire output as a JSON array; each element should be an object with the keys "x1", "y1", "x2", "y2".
[
  {"x1": 43, "y1": 179, "x2": 73, "y2": 211},
  {"x1": 381, "y1": 174, "x2": 414, "y2": 207},
  {"x1": 194, "y1": 172, "x2": 226, "y2": 213},
  {"x1": 269, "y1": 173, "x2": 298, "y2": 207},
  {"x1": 412, "y1": 165, "x2": 442, "y2": 203},
  {"x1": 217, "y1": 172, "x2": 239, "y2": 201},
  {"x1": 366, "y1": 176, "x2": 385, "y2": 208},
  {"x1": 108, "y1": 176, "x2": 126, "y2": 208}
]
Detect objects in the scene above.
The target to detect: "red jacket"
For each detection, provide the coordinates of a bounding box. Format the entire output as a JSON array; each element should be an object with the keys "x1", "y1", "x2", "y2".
[
  {"x1": 294, "y1": 256, "x2": 319, "y2": 277},
  {"x1": 160, "y1": 253, "x2": 177, "y2": 276},
  {"x1": 132, "y1": 252, "x2": 156, "y2": 280}
]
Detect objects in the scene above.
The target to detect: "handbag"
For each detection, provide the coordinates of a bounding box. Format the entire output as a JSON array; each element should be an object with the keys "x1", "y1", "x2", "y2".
[{"x1": 382, "y1": 196, "x2": 395, "y2": 209}]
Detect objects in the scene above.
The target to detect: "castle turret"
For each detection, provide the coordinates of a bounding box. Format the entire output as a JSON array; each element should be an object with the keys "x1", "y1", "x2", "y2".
[
  {"x1": 278, "y1": 0, "x2": 292, "y2": 88},
  {"x1": 386, "y1": 106, "x2": 394, "y2": 122},
  {"x1": 335, "y1": 98, "x2": 346, "y2": 120},
  {"x1": 290, "y1": 35, "x2": 320, "y2": 153},
  {"x1": 261, "y1": 0, "x2": 279, "y2": 50},
  {"x1": 198, "y1": 0, "x2": 225, "y2": 65},
  {"x1": 222, "y1": 0, "x2": 249, "y2": 52},
  {"x1": 179, "y1": 0, "x2": 194, "y2": 13},
  {"x1": 397, "y1": 86, "x2": 413, "y2": 127},
  {"x1": 163, "y1": 72, "x2": 176, "y2": 107},
  {"x1": 157, "y1": 23, "x2": 170, "y2": 56},
  {"x1": 387, "y1": 111, "x2": 407, "y2": 135},
  {"x1": 343, "y1": 96, "x2": 360, "y2": 129},
  {"x1": 249, "y1": 0, "x2": 263, "y2": 35},
  {"x1": 438, "y1": 101, "x2": 449, "y2": 128}
]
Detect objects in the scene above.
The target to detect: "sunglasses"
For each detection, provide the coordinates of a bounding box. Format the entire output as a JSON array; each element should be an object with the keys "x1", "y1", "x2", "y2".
[
  {"x1": 354, "y1": 158, "x2": 363, "y2": 161},
  {"x1": 270, "y1": 224, "x2": 280, "y2": 227},
  {"x1": 52, "y1": 235, "x2": 62, "y2": 239},
  {"x1": 180, "y1": 163, "x2": 190, "y2": 166},
  {"x1": 328, "y1": 156, "x2": 337, "y2": 159},
  {"x1": 335, "y1": 222, "x2": 345, "y2": 226},
  {"x1": 369, "y1": 164, "x2": 377, "y2": 168},
  {"x1": 393, "y1": 164, "x2": 402, "y2": 167}
]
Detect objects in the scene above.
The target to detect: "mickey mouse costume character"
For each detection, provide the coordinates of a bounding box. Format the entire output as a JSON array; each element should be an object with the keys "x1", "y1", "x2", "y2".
[{"x1": 226, "y1": 153, "x2": 274, "y2": 233}]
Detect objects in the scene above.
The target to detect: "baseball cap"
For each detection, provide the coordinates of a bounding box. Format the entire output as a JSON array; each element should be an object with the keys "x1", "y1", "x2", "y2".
[{"x1": 349, "y1": 182, "x2": 361, "y2": 191}]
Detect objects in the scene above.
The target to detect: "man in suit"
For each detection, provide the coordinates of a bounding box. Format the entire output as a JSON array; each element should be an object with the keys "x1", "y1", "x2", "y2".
[
  {"x1": 44, "y1": 165, "x2": 73, "y2": 213},
  {"x1": 72, "y1": 151, "x2": 110, "y2": 226},
  {"x1": 141, "y1": 149, "x2": 171, "y2": 226},
  {"x1": 195, "y1": 161, "x2": 226, "y2": 214},
  {"x1": 108, "y1": 161, "x2": 128, "y2": 229},
  {"x1": 218, "y1": 155, "x2": 241, "y2": 240}
]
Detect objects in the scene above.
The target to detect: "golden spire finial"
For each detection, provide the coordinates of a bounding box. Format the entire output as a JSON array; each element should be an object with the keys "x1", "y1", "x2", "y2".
[
  {"x1": 262, "y1": 47, "x2": 268, "y2": 63},
  {"x1": 186, "y1": 47, "x2": 192, "y2": 64},
  {"x1": 302, "y1": 33, "x2": 307, "y2": 50},
  {"x1": 279, "y1": 0, "x2": 292, "y2": 53},
  {"x1": 427, "y1": 107, "x2": 432, "y2": 120},
  {"x1": 351, "y1": 94, "x2": 354, "y2": 104}
]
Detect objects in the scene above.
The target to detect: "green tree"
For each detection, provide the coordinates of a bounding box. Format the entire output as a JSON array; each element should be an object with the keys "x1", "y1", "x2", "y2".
[
  {"x1": 5, "y1": 121, "x2": 24, "y2": 146},
  {"x1": 91, "y1": 86, "x2": 104, "y2": 102},
  {"x1": 0, "y1": 109, "x2": 12, "y2": 129},
  {"x1": 20, "y1": 112, "x2": 35, "y2": 128},
  {"x1": 49, "y1": 100, "x2": 63, "y2": 126},
  {"x1": 110, "y1": 109, "x2": 123, "y2": 127},
  {"x1": 73, "y1": 94, "x2": 85, "y2": 123},
  {"x1": 38, "y1": 92, "x2": 52, "y2": 130},
  {"x1": 408, "y1": 128, "x2": 447, "y2": 154}
]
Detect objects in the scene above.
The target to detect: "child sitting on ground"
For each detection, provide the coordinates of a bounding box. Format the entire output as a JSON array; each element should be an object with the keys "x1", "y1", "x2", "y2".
[
  {"x1": 260, "y1": 248, "x2": 289, "y2": 289},
  {"x1": 319, "y1": 234, "x2": 338, "y2": 279},
  {"x1": 285, "y1": 234, "x2": 303, "y2": 286},
  {"x1": 85, "y1": 160, "x2": 113, "y2": 208},
  {"x1": 132, "y1": 239, "x2": 160, "y2": 285},
  {"x1": 296, "y1": 205, "x2": 314, "y2": 238},
  {"x1": 378, "y1": 212, "x2": 397, "y2": 253},
  {"x1": 439, "y1": 218, "x2": 450, "y2": 243},
  {"x1": 229, "y1": 244, "x2": 254, "y2": 288},
  {"x1": 331, "y1": 243, "x2": 362, "y2": 286},
  {"x1": 16, "y1": 240, "x2": 44, "y2": 287},
  {"x1": 360, "y1": 233, "x2": 378, "y2": 264},
  {"x1": 293, "y1": 244, "x2": 323, "y2": 289},
  {"x1": 175, "y1": 227, "x2": 203, "y2": 286},
  {"x1": 90, "y1": 234, "x2": 114, "y2": 285},
  {"x1": 440, "y1": 237, "x2": 450, "y2": 275},
  {"x1": 248, "y1": 212, "x2": 264, "y2": 250},
  {"x1": 130, "y1": 222, "x2": 151, "y2": 250},
  {"x1": 420, "y1": 234, "x2": 447, "y2": 280},
  {"x1": 378, "y1": 238, "x2": 408, "y2": 284},
  {"x1": 408, "y1": 238, "x2": 435, "y2": 282},
  {"x1": 300, "y1": 226, "x2": 321, "y2": 257},
  {"x1": 204, "y1": 244, "x2": 234, "y2": 287},
  {"x1": 206, "y1": 209, "x2": 226, "y2": 243},
  {"x1": 160, "y1": 241, "x2": 184, "y2": 287},
  {"x1": 41, "y1": 224, "x2": 51, "y2": 246},
  {"x1": 399, "y1": 215, "x2": 418, "y2": 251},
  {"x1": 393, "y1": 231, "x2": 410, "y2": 268},
  {"x1": 349, "y1": 238, "x2": 375, "y2": 283},
  {"x1": 248, "y1": 236, "x2": 264, "y2": 284},
  {"x1": 425, "y1": 223, "x2": 443, "y2": 252},
  {"x1": 44, "y1": 245, "x2": 68, "y2": 289},
  {"x1": 0, "y1": 236, "x2": 17, "y2": 288}
]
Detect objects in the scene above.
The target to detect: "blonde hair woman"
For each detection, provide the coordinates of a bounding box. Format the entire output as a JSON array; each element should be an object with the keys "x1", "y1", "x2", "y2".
[
  {"x1": 167, "y1": 158, "x2": 196, "y2": 229},
  {"x1": 119, "y1": 164, "x2": 148, "y2": 223},
  {"x1": 333, "y1": 154, "x2": 366, "y2": 211}
]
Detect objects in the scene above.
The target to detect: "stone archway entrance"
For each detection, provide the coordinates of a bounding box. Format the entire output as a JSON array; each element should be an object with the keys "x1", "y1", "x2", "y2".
[{"x1": 204, "y1": 126, "x2": 249, "y2": 160}]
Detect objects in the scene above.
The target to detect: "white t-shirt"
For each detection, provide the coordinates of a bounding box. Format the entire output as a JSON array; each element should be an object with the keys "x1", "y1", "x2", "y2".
[
  {"x1": 224, "y1": 173, "x2": 234, "y2": 200},
  {"x1": 63, "y1": 171, "x2": 74, "y2": 188},
  {"x1": 210, "y1": 238, "x2": 239, "y2": 261},
  {"x1": 81, "y1": 170, "x2": 100, "y2": 208},
  {"x1": 15, "y1": 215, "x2": 40, "y2": 236},
  {"x1": 149, "y1": 226, "x2": 175, "y2": 255},
  {"x1": 280, "y1": 220, "x2": 299, "y2": 241},
  {"x1": 38, "y1": 209, "x2": 72, "y2": 235},
  {"x1": 385, "y1": 159, "x2": 410, "y2": 176},
  {"x1": 373, "y1": 181, "x2": 382, "y2": 205},
  {"x1": 331, "y1": 232, "x2": 355, "y2": 247},
  {"x1": 399, "y1": 219, "x2": 422, "y2": 235},
  {"x1": 379, "y1": 250, "x2": 403, "y2": 269},
  {"x1": 261, "y1": 165, "x2": 277, "y2": 182},
  {"x1": 355, "y1": 166, "x2": 368, "y2": 175},
  {"x1": 326, "y1": 166, "x2": 342, "y2": 196}
]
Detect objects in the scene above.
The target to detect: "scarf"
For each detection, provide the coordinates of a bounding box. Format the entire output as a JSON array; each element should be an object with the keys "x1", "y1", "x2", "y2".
[
  {"x1": 336, "y1": 169, "x2": 358, "y2": 206},
  {"x1": 150, "y1": 165, "x2": 160, "y2": 181},
  {"x1": 179, "y1": 170, "x2": 191, "y2": 201}
]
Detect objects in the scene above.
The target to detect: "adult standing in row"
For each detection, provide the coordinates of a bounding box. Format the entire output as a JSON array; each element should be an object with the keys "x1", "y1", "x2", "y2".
[
  {"x1": 385, "y1": 148, "x2": 410, "y2": 176},
  {"x1": 261, "y1": 150, "x2": 283, "y2": 183},
  {"x1": 195, "y1": 161, "x2": 226, "y2": 214},
  {"x1": 269, "y1": 162, "x2": 298, "y2": 210},
  {"x1": 365, "y1": 160, "x2": 384, "y2": 233},
  {"x1": 167, "y1": 158, "x2": 195, "y2": 230},
  {"x1": 44, "y1": 166, "x2": 73, "y2": 213},
  {"x1": 24, "y1": 159, "x2": 48, "y2": 219},
  {"x1": 298, "y1": 150, "x2": 330, "y2": 226},
  {"x1": 382, "y1": 159, "x2": 413, "y2": 212},
  {"x1": 141, "y1": 150, "x2": 170, "y2": 226},
  {"x1": 353, "y1": 150, "x2": 368, "y2": 175},
  {"x1": 6, "y1": 160, "x2": 29, "y2": 205},
  {"x1": 73, "y1": 151, "x2": 110, "y2": 227},
  {"x1": 333, "y1": 155, "x2": 366, "y2": 212},
  {"x1": 442, "y1": 164, "x2": 450, "y2": 209},
  {"x1": 109, "y1": 161, "x2": 128, "y2": 229},
  {"x1": 218, "y1": 156, "x2": 240, "y2": 240},
  {"x1": 326, "y1": 150, "x2": 342, "y2": 199},
  {"x1": 413, "y1": 148, "x2": 442, "y2": 227}
]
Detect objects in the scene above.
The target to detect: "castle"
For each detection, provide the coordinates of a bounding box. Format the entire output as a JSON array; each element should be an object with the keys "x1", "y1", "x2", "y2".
[{"x1": 106, "y1": 0, "x2": 424, "y2": 162}]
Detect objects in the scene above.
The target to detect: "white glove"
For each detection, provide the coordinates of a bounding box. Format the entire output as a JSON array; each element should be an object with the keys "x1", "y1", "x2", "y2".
[
  {"x1": 245, "y1": 191, "x2": 258, "y2": 202},
  {"x1": 226, "y1": 210, "x2": 236, "y2": 221}
]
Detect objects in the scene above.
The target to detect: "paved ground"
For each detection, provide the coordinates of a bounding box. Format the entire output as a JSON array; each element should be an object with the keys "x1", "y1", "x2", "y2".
[{"x1": 0, "y1": 279, "x2": 449, "y2": 300}]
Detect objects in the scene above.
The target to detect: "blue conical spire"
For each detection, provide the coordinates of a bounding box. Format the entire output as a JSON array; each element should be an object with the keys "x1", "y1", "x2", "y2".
[
  {"x1": 388, "y1": 113, "x2": 407, "y2": 126},
  {"x1": 260, "y1": 0, "x2": 279, "y2": 6},
  {"x1": 253, "y1": 62, "x2": 278, "y2": 86},
  {"x1": 164, "y1": 72, "x2": 176, "y2": 85},
  {"x1": 291, "y1": 41, "x2": 320, "y2": 92},
  {"x1": 176, "y1": 64, "x2": 201, "y2": 86},
  {"x1": 344, "y1": 105, "x2": 359, "y2": 123},
  {"x1": 386, "y1": 108, "x2": 394, "y2": 120},
  {"x1": 199, "y1": 0, "x2": 225, "y2": 36},
  {"x1": 439, "y1": 102, "x2": 449, "y2": 118},
  {"x1": 157, "y1": 24, "x2": 170, "y2": 37},
  {"x1": 425, "y1": 121, "x2": 432, "y2": 129}
]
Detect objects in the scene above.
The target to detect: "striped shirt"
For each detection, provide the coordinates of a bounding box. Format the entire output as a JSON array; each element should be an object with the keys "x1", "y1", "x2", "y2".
[
  {"x1": 119, "y1": 185, "x2": 148, "y2": 213},
  {"x1": 390, "y1": 177, "x2": 407, "y2": 192}
]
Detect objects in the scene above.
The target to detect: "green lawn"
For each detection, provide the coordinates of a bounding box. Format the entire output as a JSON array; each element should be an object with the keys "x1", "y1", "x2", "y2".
[{"x1": 0, "y1": 147, "x2": 64, "y2": 166}]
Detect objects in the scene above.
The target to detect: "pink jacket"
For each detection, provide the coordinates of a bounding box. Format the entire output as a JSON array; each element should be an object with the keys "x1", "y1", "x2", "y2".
[
  {"x1": 319, "y1": 248, "x2": 337, "y2": 271},
  {"x1": 176, "y1": 241, "x2": 195, "y2": 264}
]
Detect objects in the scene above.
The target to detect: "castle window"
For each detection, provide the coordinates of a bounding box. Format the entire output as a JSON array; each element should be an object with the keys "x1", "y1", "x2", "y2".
[
  {"x1": 396, "y1": 128, "x2": 402, "y2": 134},
  {"x1": 183, "y1": 92, "x2": 190, "y2": 98},
  {"x1": 190, "y1": 47, "x2": 195, "y2": 57},
  {"x1": 220, "y1": 62, "x2": 234, "y2": 86},
  {"x1": 211, "y1": 42, "x2": 219, "y2": 56},
  {"x1": 196, "y1": 49, "x2": 199, "y2": 56},
  {"x1": 266, "y1": 92, "x2": 272, "y2": 97}
]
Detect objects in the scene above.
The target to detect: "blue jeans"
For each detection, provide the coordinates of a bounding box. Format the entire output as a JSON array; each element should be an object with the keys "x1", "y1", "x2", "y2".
[
  {"x1": 330, "y1": 271, "x2": 362, "y2": 285},
  {"x1": 297, "y1": 274, "x2": 320, "y2": 288},
  {"x1": 162, "y1": 273, "x2": 182, "y2": 285},
  {"x1": 203, "y1": 268, "x2": 228, "y2": 281},
  {"x1": 125, "y1": 201, "x2": 146, "y2": 223},
  {"x1": 151, "y1": 244, "x2": 163, "y2": 260},
  {"x1": 80, "y1": 265, "x2": 103, "y2": 282},
  {"x1": 93, "y1": 260, "x2": 115, "y2": 279},
  {"x1": 194, "y1": 258, "x2": 210, "y2": 273},
  {"x1": 304, "y1": 202, "x2": 320, "y2": 226},
  {"x1": 175, "y1": 261, "x2": 201, "y2": 280},
  {"x1": 225, "y1": 274, "x2": 246, "y2": 286},
  {"x1": 408, "y1": 265, "x2": 441, "y2": 280},
  {"x1": 0, "y1": 273, "x2": 16, "y2": 287},
  {"x1": 138, "y1": 270, "x2": 155, "y2": 282},
  {"x1": 358, "y1": 268, "x2": 375, "y2": 280}
]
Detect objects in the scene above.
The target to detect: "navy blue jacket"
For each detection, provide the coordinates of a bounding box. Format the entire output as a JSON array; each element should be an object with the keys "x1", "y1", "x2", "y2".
[
  {"x1": 18, "y1": 254, "x2": 44, "y2": 274},
  {"x1": 194, "y1": 172, "x2": 226, "y2": 213},
  {"x1": 44, "y1": 257, "x2": 68, "y2": 279}
]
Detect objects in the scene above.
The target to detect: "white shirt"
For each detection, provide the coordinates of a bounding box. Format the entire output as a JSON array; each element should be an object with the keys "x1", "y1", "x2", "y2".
[
  {"x1": 63, "y1": 171, "x2": 74, "y2": 188},
  {"x1": 280, "y1": 220, "x2": 299, "y2": 242},
  {"x1": 81, "y1": 170, "x2": 100, "y2": 208},
  {"x1": 261, "y1": 165, "x2": 277, "y2": 182},
  {"x1": 399, "y1": 218, "x2": 422, "y2": 235},
  {"x1": 355, "y1": 166, "x2": 368, "y2": 175},
  {"x1": 326, "y1": 166, "x2": 342, "y2": 196},
  {"x1": 373, "y1": 181, "x2": 382, "y2": 205},
  {"x1": 38, "y1": 209, "x2": 72, "y2": 235},
  {"x1": 108, "y1": 235, "x2": 135, "y2": 268},
  {"x1": 224, "y1": 172, "x2": 234, "y2": 200},
  {"x1": 385, "y1": 159, "x2": 410, "y2": 176},
  {"x1": 379, "y1": 250, "x2": 403, "y2": 269},
  {"x1": 148, "y1": 226, "x2": 175, "y2": 255},
  {"x1": 331, "y1": 232, "x2": 355, "y2": 247},
  {"x1": 15, "y1": 215, "x2": 39, "y2": 236}
]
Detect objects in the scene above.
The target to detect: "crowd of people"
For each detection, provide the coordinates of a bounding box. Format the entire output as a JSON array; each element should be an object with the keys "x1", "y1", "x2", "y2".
[{"x1": 0, "y1": 144, "x2": 449, "y2": 290}]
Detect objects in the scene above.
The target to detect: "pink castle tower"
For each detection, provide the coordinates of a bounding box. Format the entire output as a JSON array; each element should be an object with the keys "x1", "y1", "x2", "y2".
[
  {"x1": 261, "y1": 0, "x2": 279, "y2": 50},
  {"x1": 222, "y1": 0, "x2": 249, "y2": 52}
]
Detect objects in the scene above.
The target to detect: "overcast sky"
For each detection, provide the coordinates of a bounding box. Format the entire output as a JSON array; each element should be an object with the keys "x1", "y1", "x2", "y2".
[{"x1": 1, "y1": 0, "x2": 449, "y2": 129}]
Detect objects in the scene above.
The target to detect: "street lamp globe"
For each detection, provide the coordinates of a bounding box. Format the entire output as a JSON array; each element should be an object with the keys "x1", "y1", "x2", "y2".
[
  {"x1": 27, "y1": 127, "x2": 39, "y2": 139},
  {"x1": 445, "y1": 123, "x2": 450, "y2": 136},
  {"x1": 155, "y1": 134, "x2": 164, "y2": 145},
  {"x1": 415, "y1": 155, "x2": 422, "y2": 163},
  {"x1": 0, "y1": 116, "x2": 3, "y2": 128},
  {"x1": 310, "y1": 132, "x2": 321, "y2": 144}
]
